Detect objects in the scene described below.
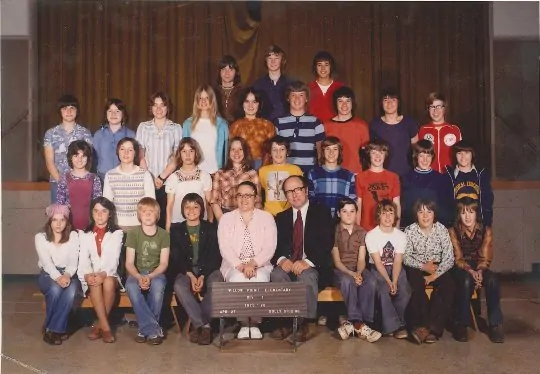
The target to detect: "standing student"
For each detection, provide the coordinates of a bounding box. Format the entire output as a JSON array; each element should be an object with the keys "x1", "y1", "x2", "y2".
[
  {"x1": 78, "y1": 197, "x2": 123, "y2": 343},
  {"x1": 182, "y1": 85, "x2": 229, "y2": 175},
  {"x1": 274, "y1": 81, "x2": 326, "y2": 175},
  {"x1": 252, "y1": 45, "x2": 293, "y2": 122},
  {"x1": 307, "y1": 51, "x2": 344, "y2": 122},
  {"x1": 136, "y1": 91, "x2": 182, "y2": 228},
  {"x1": 93, "y1": 98, "x2": 136, "y2": 182},
  {"x1": 418, "y1": 92, "x2": 462, "y2": 173},
  {"x1": 355, "y1": 139, "x2": 401, "y2": 231},
  {"x1": 164, "y1": 138, "x2": 212, "y2": 231},
  {"x1": 365, "y1": 200, "x2": 411, "y2": 338},
  {"x1": 332, "y1": 198, "x2": 382, "y2": 342},
  {"x1": 369, "y1": 88, "x2": 419, "y2": 177},
  {"x1": 214, "y1": 55, "x2": 243, "y2": 124},
  {"x1": 229, "y1": 87, "x2": 276, "y2": 170},
  {"x1": 443, "y1": 140, "x2": 494, "y2": 227},
  {"x1": 324, "y1": 86, "x2": 369, "y2": 175},
  {"x1": 258, "y1": 136, "x2": 303, "y2": 216},
  {"x1": 35, "y1": 204, "x2": 80, "y2": 345},
  {"x1": 125, "y1": 198, "x2": 170, "y2": 345},
  {"x1": 308, "y1": 136, "x2": 356, "y2": 218},
  {"x1": 103, "y1": 137, "x2": 155, "y2": 231},
  {"x1": 43, "y1": 94, "x2": 93, "y2": 202},
  {"x1": 170, "y1": 193, "x2": 223, "y2": 345}
]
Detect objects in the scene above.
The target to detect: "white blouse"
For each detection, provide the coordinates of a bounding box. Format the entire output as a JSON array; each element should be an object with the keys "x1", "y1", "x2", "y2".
[{"x1": 35, "y1": 231, "x2": 80, "y2": 280}]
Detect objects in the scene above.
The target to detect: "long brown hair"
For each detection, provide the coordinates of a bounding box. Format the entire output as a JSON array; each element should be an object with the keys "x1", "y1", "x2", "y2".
[
  {"x1": 43, "y1": 217, "x2": 74, "y2": 244},
  {"x1": 223, "y1": 136, "x2": 253, "y2": 172}
]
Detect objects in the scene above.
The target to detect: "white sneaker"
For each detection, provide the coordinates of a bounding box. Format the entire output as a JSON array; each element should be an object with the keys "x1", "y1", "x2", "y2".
[
  {"x1": 249, "y1": 327, "x2": 263, "y2": 340},
  {"x1": 355, "y1": 324, "x2": 382, "y2": 343},
  {"x1": 318, "y1": 315, "x2": 328, "y2": 326},
  {"x1": 237, "y1": 327, "x2": 250, "y2": 340},
  {"x1": 337, "y1": 321, "x2": 355, "y2": 340}
]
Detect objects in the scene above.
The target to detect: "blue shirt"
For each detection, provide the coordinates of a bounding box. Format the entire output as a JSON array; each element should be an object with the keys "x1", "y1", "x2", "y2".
[
  {"x1": 307, "y1": 166, "x2": 357, "y2": 217},
  {"x1": 93, "y1": 124, "x2": 136, "y2": 177},
  {"x1": 252, "y1": 74, "x2": 293, "y2": 122},
  {"x1": 43, "y1": 124, "x2": 93, "y2": 182}
]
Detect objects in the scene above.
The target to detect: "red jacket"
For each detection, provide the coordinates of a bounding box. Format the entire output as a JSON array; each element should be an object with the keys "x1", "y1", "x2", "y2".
[
  {"x1": 308, "y1": 80, "x2": 344, "y2": 122},
  {"x1": 418, "y1": 122, "x2": 462, "y2": 172}
]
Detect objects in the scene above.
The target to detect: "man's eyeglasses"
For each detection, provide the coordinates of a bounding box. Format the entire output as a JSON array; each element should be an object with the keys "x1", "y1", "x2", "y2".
[
  {"x1": 428, "y1": 105, "x2": 445, "y2": 110},
  {"x1": 284, "y1": 186, "x2": 306, "y2": 196},
  {"x1": 236, "y1": 193, "x2": 255, "y2": 200}
]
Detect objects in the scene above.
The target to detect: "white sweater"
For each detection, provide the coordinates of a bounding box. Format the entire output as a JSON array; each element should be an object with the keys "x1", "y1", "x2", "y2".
[{"x1": 35, "y1": 231, "x2": 79, "y2": 280}]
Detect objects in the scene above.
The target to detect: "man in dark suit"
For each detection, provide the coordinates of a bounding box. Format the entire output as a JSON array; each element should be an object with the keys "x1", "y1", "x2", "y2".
[{"x1": 270, "y1": 175, "x2": 334, "y2": 342}]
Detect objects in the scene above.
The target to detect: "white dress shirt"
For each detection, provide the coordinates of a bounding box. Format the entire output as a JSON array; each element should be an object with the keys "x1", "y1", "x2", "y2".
[{"x1": 277, "y1": 201, "x2": 315, "y2": 267}]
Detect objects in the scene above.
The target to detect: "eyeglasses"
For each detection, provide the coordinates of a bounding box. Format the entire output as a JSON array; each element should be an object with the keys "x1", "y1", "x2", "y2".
[
  {"x1": 428, "y1": 105, "x2": 445, "y2": 110},
  {"x1": 236, "y1": 193, "x2": 255, "y2": 200},
  {"x1": 284, "y1": 186, "x2": 306, "y2": 196}
]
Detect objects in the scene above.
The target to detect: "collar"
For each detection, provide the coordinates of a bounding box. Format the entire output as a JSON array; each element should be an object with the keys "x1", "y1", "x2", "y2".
[
  {"x1": 292, "y1": 201, "x2": 309, "y2": 219},
  {"x1": 144, "y1": 119, "x2": 174, "y2": 128},
  {"x1": 454, "y1": 164, "x2": 477, "y2": 178},
  {"x1": 414, "y1": 167, "x2": 433, "y2": 174},
  {"x1": 93, "y1": 226, "x2": 107, "y2": 235},
  {"x1": 458, "y1": 222, "x2": 483, "y2": 239},
  {"x1": 338, "y1": 223, "x2": 363, "y2": 235}
]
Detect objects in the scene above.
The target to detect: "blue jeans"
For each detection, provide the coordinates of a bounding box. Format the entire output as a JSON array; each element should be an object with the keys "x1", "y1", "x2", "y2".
[
  {"x1": 125, "y1": 273, "x2": 166, "y2": 337},
  {"x1": 38, "y1": 271, "x2": 80, "y2": 333},
  {"x1": 50, "y1": 181, "x2": 58, "y2": 203},
  {"x1": 334, "y1": 269, "x2": 377, "y2": 323}
]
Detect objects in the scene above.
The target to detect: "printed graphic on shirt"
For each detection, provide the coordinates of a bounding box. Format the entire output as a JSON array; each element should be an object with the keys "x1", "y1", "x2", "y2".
[
  {"x1": 381, "y1": 241, "x2": 395, "y2": 266},
  {"x1": 454, "y1": 181, "x2": 480, "y2": 200},
  {"x1": 189, "y1": 231, "x2": 199, "y2": 245},
  {"x1": 444, "y1": 133, "x2": 457, "y2": 146},
  {"x1": 368, "y1": 182, "x2": 392, "y2": 203},
  {"x1": 267, "y1": 171, "x2": 290, "y2": 201},
  {"x1": 424, "y1": 133, "x2": 435, "y2": 143},
  {"x1": 141, "y1": 240, "x2": 158, "y2": 269}
]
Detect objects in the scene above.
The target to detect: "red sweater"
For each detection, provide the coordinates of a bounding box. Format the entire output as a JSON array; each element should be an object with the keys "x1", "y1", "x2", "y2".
[
  {"x1": 308, "y1": 80, "x2": 344, "y2": 122},
  {"x1": 418, "y1": 122, "x2": 462, "y2": 172}
]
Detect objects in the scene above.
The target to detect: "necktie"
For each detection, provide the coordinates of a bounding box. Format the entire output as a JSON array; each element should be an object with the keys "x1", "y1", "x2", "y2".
[{"x1": 292, "y1": 210, "x2": 304, "y2": 261}]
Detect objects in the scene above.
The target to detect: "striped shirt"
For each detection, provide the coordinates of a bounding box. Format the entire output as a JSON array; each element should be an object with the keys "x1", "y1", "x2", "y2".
[
  {"x1": 274, "y1": 114, "x2": 325, "y2": 174},
  {"x1": 136, "y1": 119, "x2": 182, "y2": 177},
  {"x1": 307, "y1": 166, "x2": 357, "y2": 217},
  {"x1": 103, "y1": 166, "x2": 156, "y2": 227}
]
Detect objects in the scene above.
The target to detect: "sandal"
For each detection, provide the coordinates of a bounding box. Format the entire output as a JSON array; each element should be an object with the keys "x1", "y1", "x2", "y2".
[{"x1": 88, "y1": 325, "x2": 102, "y2": 340}]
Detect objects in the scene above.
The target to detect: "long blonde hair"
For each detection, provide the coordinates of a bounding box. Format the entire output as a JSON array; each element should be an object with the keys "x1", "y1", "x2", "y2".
[{"x1": 191, "y1": 85, "x2": 218, "y2": 130}]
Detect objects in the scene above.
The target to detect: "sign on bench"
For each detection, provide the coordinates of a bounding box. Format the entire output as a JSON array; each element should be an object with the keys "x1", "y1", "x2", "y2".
[{"x1": 210, "y1": 282, "x2": 307, "y2": 351}]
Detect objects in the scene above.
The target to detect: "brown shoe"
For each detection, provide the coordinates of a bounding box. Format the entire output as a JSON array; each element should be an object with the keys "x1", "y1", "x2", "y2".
[
  {"x1": 102, "y1": 330, "x2": 116, "y2": 343},
  {"x1": 424, "y1": 333, "x2": 438, "y2": 344},
  {"x1": 189, "y1": 327, "x2": 201, "y2": 344},
  {"x1": 199, "y1": 326, "x2": 212, "y2": 345},
  {"x1": 270, "y1": 327, "x2": 291, "y2": 340},
  {"x1": 295, "y1": 323, "x2": 311, "y2": 343},
  {"x1": 411, "y1": 327, "x2": 430, "y2": 345},
  {"x1": 88, "y1": 325, "x2": 102, "y2": 340}
]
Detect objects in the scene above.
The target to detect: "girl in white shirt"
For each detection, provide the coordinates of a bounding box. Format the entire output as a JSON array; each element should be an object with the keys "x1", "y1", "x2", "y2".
[
  {"x1": 78, "y1": 197, "x2": 124, "y2": 343},
  {"x1": 35, "y1": 204, "x2": 80, "y2": 345}
]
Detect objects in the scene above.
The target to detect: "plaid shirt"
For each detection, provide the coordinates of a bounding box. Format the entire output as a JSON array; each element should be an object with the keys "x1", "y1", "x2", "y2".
[
  {"x1": 307, "y1": 166, "x2": 357, "y2": 217},
  {"x1": 212, "y1": 168, "x2": 262, "y2": 211}
]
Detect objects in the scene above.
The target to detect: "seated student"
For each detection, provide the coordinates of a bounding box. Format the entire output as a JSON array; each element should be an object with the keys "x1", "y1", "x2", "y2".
[
  {"x1": 449, "y1": 198, "x2": 503, "y2": 343},
  {"x1": 418, "y1": 92, "x2": 462, "y2": 173},
  {"x1": 365, "y1": 200, "x2": 411, "y2": 338},
  {"x1": 78, "y1": 197, "x2": 124, "y2": 343},
  {"x1": 217, "y1": 181, "x2": 277, "y2": 340},
  {"x1": 170, "y1": 193, "x2": 223, "y2": 345},
  {"x1": 35, "y1": 204, "x2": 80, "y2": 345},
  {"x1": 332, "y1": 198, "x2": 382, "y2": 342},
  {"x1": 57, "y1": 140, "x2": 102, "y2": 230},
  {"x1": 307, "y1": 51, "x2": 344, "y2": 122},
  {"x1": 443, "y1": 140, "x2": 494, "y2": 227},
  {"x1": 323, "y1": 86, "x2": 369, "y2": 175},
  {"x1": 401, "y1": 140, "x2": 451, "y2": 228},
  {"x1": 125, "y1": 197, "x2": 170, "y2": 345},
  {"x1": 356, "y1": 139, "x2": 401, "y2": 231},
  {"x1": 270, "y1": 175, "x2": 334, "y2": 342},
  {"x1": 403, "y1": 199, "x2": 455, "y2": 344},
  {"x1": 308, "y1": 136, "x2": 357, "y2": 218}
]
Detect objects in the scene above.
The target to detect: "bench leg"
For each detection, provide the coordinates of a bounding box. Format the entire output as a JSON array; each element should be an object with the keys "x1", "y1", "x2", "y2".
[
  {"x1": 184, "y1": 319, "x2": 192, "y2": 339},
  {"x1": 470, "y1": 304, "x2": 479, "y2": 331},
  {"x1": 170, "y1": 305, "x2": 181, "y2": 334},
  {"x1": 219, "y1": 318, "x2": 225, "y2": 349},
  {"x1": 292, "y1": 317, "x2": 298, "y2": 352}
]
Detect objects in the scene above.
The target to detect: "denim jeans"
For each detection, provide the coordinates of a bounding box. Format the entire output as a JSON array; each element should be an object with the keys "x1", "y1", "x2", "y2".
[
  {"x1": 38, "y1": 271, "x2": 80, "y2": 333},
  {"x1": 334, "y1": 269, "x2": 377, "y2": 323},
  {"x1": 125, "y1": 273, "x2": 167, "y2": 337}
]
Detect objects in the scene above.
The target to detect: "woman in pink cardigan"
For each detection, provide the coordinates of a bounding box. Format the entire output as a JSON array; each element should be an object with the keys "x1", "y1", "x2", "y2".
[{"x1": 217, "y1": 180, "x2": 277, "y2": 340}]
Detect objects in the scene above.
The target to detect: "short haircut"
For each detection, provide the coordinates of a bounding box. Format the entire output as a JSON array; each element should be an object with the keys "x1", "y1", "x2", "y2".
[
  {"x1": 454, "y1": 197, "x2": 481, "y2": 227},
  {"x1": 375, "y1": 199, "x2": 399, "y2": 226},
  {"x1": 149, "y1": 91, "x2": 173, "y2": 116},
  {"x1": 57, "y1": 94, "x2": 80, "y2": 120},
  {"x1": 223, "y1": 136, "x2": 254, "y2": 172},
  {"x1": 286, "y1": 81, "x2": 310, "y2": 102},
  {"x1": 425, "y1": 92, "x2": 447, "y2": 109},
  {"x1": 282, "y1": 174, "x2": 309, "y2": 192},
  {"x1": 337, "y1": 197, "x2": 358, "y2": 212},
  {"x1": 116, "y1": 137, "x2": 140, "y2": 165},
  {"x1": 311, "y1": 50, "x2": 336, "y2": 76},
  {"x1": 379, "y1": 87, "x2": 402, "y2": 116},
  {"x1": 332, "y1": 86, "x2": 357, "y2": 115},
  {"x1": 43, "y1": 214, "x2": 73, "y2": 244},
  {"x1": 412, "y1": 198, "x2": 438, "y2": 223},
  {"x1": 452, "y1": 140, "x2": 476, "y2": 166},
  {"x1": 237, "y1": 180, "x2": 258, "y2": 196},
  {"x1": 364, "y1": 139, "x2": 390, "y2": 167},
  {"x1": 137, "y1": 197, "x2": 160, "y2": 222},
  {"x1": 264, "y1": 44, "x2": 287, "y2": 70},
  {"x1": 268, "y1": 135, "x2": 290, "y2": 152},
  {"x1": 67, "y1": 140, "x2": 93, "y2": 170},
  {"x1": 85, "y1": 197, "x2": 120, "y2": 233},
  {"x1": 320, "y1": 136, "x2": 343, "y2": 165},
  {"x1": 181, "y1": 193, "x2": 205, "y2": 219},
  {"x1": 102, "y1": 98, "x2": 129, "y2": 126},
  {"x1": 236, "y1": 86, "x2": 265, "y2": 119},
  {"x1": 412, "y1": 139, "x2": 436, "y2": 167},
  {"x1": 174, "y1": 137, "x2": 203, "y2": 168},
  {"x1": 217, "y1": 55, "x2": 241, "y2": 86}
]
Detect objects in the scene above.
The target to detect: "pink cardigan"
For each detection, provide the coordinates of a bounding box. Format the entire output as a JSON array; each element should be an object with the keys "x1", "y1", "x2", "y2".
[{"x1": 217, "y1": 208, "x2": 277, "y2": 278}]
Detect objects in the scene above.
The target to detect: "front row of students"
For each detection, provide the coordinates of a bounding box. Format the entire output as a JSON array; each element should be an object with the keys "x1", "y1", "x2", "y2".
[{"x1": 36, "y1": 183, "x2": 503, "y2": 346}]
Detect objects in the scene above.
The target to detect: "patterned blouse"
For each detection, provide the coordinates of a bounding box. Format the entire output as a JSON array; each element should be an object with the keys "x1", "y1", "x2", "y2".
[
  {"x1": 403, "y1": 222, "x2": 454, "y2": 276},
  {"x1": 211, "y1": 168, "x2": 262, "y2": 211},
  {"x1": 56, "y1": 172, "x2": 102, "y2": 206},
  {"x1": 229, "y1": 118, "x2": 276, "y2": 160}
]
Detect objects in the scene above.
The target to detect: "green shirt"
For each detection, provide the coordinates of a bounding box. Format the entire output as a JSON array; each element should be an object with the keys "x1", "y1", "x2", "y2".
[
  {"x1": 187, "y1": 224, "x2": 200, "y2": 266},
  {"x1": 126, "y1": 226, "x2": 170, "y2": 273}
]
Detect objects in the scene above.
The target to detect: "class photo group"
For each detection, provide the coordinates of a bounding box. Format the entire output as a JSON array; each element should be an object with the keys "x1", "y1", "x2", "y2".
[{"x1": 36, "y1": 45, "x2": 502, "y2": 348}]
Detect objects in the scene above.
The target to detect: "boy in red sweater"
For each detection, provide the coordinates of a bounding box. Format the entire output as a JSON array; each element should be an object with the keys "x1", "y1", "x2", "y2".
[{"x1": 307, "y1": 51, "x2": 344, "y2": 122}]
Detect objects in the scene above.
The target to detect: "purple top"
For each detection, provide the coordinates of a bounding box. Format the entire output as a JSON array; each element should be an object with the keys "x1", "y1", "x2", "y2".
[
  {"x1": 369, "y1": 115, "x2": 418, "y2": 177},
  {"x1": 57, "y1": 171, "x2": 102, "y2": 207},
  {"x1": 252, "y1": 74, "x2": 293, "y2": 122}
]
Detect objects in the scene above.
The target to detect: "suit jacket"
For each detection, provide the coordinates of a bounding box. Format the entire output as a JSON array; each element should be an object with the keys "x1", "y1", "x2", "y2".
[
  {"x1": 273, "y1": 202, "x2": 334, "y2": 289},
  {"x1": 169, "y1": 220, "x2": 222, "y2": 281}
]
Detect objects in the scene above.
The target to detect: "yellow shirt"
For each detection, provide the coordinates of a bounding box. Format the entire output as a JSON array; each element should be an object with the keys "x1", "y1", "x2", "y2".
[{"x1": 259, "y1": 164, "x2": 303, "y2": 216}]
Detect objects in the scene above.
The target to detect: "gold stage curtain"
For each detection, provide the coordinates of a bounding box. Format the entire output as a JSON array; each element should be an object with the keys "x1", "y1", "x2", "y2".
[{"x1": 36, "y1": 1, "x2": 489, "y2": 179}]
